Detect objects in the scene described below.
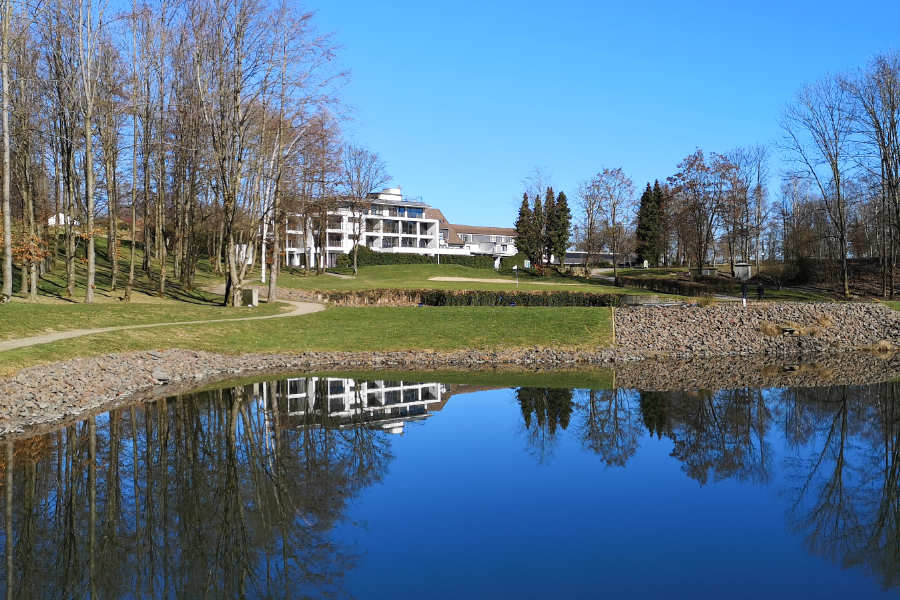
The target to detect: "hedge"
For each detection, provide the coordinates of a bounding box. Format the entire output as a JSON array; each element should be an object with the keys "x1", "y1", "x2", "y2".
[
  {"x1": 336, "y1": 245, "x2": 495, "y2": 269},
  {"x1": 616, "y1": 275, "x2": 735, "y2": 297},
  {"x1": 312, "y1": 288, "x2": 621, "y2": 307}
]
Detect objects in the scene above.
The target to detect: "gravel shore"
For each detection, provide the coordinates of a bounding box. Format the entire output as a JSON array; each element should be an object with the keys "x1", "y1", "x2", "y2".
[
  {"x1": 614, "y1": 302, "x2": 900, "y2": 358},
  {"x1": 1, "y1": 301, "x2": 899, "y2": 437}
]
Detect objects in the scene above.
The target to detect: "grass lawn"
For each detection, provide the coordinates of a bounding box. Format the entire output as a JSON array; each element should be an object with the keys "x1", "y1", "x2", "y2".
[
  {"x1": 276, "y1": 263, "x2": 659, "y2": 294},
  {"x1": 0, "y1": 301, "x2": 288, "y2": 341},
  {"x1": 0, "y1": 306, "x2": 614, "y2": 375},
  {"x1": 885, "y1": 301, "x2": 900, "y2": 311}
]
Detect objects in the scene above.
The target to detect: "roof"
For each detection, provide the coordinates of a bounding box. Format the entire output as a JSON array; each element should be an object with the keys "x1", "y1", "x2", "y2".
[{"x1": 425, "y1": 208, "x2": 516, "y2": 245}]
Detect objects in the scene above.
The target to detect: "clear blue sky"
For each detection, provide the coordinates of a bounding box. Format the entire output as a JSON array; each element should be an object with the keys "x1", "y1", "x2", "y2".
[{"x1": 314, "y1": 0, "x2": 900, "y2": 228}]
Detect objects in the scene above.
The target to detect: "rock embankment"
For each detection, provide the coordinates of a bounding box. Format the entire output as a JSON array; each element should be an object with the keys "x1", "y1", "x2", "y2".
[
  {"x1": 615, "y1": 302, "x2": 900, "y2": 358},
  {"x1": 0, "y1": 348, "x2": 617, "y2": 437}
]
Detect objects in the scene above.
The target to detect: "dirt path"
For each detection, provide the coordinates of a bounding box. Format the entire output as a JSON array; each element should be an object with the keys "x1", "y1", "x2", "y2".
[
  {"x1": 428, "y1": 276, "x2": 580, "y2": 286},
  {"x1": 0, "y1": 299, "x2": 324, "y2": 353}
]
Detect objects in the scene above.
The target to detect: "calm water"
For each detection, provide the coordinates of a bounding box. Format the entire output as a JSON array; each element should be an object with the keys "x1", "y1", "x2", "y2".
[{"x1": 0, "y1": 374, "x2": 898, "y2": 598}]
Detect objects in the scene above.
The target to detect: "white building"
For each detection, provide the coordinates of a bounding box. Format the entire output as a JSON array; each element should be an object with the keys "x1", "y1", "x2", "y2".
[
  {"x1": 284, "y1": 188, "x2": 517, "y2": 269},
  {"x1": 47, "y1": 212, "x2": 78, "y2": 227}
]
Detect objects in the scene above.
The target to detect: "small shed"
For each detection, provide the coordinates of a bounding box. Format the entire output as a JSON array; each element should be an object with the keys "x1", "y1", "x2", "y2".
[{"x1": 734, "y1": 263, "x2": 752, "y2": 281}]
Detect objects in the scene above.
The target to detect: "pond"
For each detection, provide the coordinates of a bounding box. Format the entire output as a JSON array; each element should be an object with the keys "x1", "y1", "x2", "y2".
[{"x1": 0, "y1": 372, "x2": 898, "y2": 598}]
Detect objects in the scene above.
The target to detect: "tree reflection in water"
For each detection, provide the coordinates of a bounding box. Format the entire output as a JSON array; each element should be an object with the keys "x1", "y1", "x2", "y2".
[
  {"x1": 0, "y1": 379, "x2": 393, "y2": 599},
  {"x1": 1, "y1": 377, "x2": 899, "y2": 595},
  {"x1": 515, "y1": 381, "x2": 899, "y2": 590}
]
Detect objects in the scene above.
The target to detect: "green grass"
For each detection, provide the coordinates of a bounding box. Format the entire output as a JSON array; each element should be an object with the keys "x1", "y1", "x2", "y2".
[
  {"x1": 0, "y1": 301, "x2": 288, "y2": 341},
  {"x1": 276, "y1": 263, "x2": 659, "y2": 294},
  {"x1": 0, "y1": 306, "x2": 614, "y2": 375},
  {"x1": 885, "y1": 301, "x2": 900, "y2": 311}
]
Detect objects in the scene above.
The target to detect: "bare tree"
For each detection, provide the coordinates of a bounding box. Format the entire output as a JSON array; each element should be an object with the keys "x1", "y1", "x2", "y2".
[
  {"x1": 589, "y1": 167, "x2": 634, "y2": 279},
  {"x1": 576, "y1": 178, "x2": 603, "y2": 268},
  {"x1": 781, "y1": 77, "x2": 856, "y2": 297},
  {"x1": 668, "y1": 149, "x2": 725, "y2": 274},
  {"x1": 342, "y1": 144, "x2": 388, "y2": 275},
  {"x1": 1, "y1": 0, "x2": 12, "y2": 297},
  {"x1": 76, "y1": 0, "x2": 106, "y2": 303},
  {"x1": 843, "y1": 53, "x2": 900, "y2": 297}
]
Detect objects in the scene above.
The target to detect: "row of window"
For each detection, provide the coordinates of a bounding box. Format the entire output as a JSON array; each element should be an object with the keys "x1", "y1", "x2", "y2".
[{"x1": 367, "y1": 205, "x2": 425, "y2": 218}]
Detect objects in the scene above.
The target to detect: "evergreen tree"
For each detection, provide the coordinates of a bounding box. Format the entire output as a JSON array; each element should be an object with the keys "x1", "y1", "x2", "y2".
[
  {"x1": 650, "y1": 180, "x2": 666, "y2": 265},
  {"x1": 635, "y1": 183, "x2": 654, "y2": 265},
  {"x1": 514, "y1": 193, "x2": 534, "y2": 264},
  {"x1": 551, "y1": 190, "x2": 571, "y2": 270},
  {"x1": 543, "y1": 187, "x2": 555, "y2": 266},
  {"x1": 531, "y1": 192, "x2": 544, "y2": 267},
  {"x1": 635, "y1": 180, "x2": 664, "y2": 266}
]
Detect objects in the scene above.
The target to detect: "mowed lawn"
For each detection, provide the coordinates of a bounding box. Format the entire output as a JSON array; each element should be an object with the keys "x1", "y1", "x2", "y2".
[
  {"x1": 277, "y1": 263, "x2": 653, "y2": 294},
  {"x1": 0, "y1": 306, "x2": 614, "y2": 375},
  {"x1": 0, "y1": 300, "x2": 289, "y2": 341}
]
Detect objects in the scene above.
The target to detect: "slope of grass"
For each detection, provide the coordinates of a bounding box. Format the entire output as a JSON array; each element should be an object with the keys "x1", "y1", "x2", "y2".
[
  {"x1": 0, "y1": 306, "x2": 614, "y2": 375},
  {"x1": 27, "y1": 236, "x2": 224, "y2": 304}
]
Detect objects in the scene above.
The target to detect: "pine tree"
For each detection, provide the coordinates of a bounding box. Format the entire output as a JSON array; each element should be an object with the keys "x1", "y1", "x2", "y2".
[
  {"x1": 650, "y1": 180, "x2": 666, "y2": 265},
  {"x1": 635, "y1": 181, "x2": 664, "y2": 266},
  {"x1": 531, "y1": 192, "x2": 544, "y2": 267},
  {"x1": 635, "y1": 183, "x2": 653, "y2": 265},
  {"x1": 552, "y1": 190, "x2": 571, "y2": 270},
  {"x1": 514, "y1": 192, "x2": 534, "y2": 265},
  {"x1": 543, "y1": 187, "x2": 555, "y2": 266}
]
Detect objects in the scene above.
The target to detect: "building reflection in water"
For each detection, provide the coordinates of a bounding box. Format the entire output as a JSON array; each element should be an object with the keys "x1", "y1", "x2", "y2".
[{"x1": 258, "y1": 376, "x2": 449, "y2": 434}]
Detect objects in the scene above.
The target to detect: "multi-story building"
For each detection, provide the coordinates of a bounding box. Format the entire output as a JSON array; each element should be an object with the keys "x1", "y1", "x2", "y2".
[{"x1": 284, "y1": 187, "x2": 517, "y2": 269}]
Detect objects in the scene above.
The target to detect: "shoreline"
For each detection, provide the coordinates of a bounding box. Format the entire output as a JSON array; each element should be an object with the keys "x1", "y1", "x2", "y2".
[
  {"x1": 2, "y1": 300, "x2": 900, "y2": 437},
  {"x1": 2, "y1": 346, "x2": 899, "y2": 439}
]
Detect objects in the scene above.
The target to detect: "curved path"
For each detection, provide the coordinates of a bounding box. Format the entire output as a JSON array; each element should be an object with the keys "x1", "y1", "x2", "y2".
[{"x1": 0, "y1": 299, "x2": 324, "y2": 353}]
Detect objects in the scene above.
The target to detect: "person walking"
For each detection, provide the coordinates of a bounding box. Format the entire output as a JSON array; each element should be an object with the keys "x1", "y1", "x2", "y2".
[
  {"x1": 741, "y1": 281, "x2": 748, "y2": 307},
  {"x1": 757, "y1": 282, "x2": 765, "y2": 301}
]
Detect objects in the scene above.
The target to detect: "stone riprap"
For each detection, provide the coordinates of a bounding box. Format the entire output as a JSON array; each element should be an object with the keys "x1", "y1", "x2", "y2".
[{"x1": 614, "y1": 302, "x2": 900, "y2": 358}]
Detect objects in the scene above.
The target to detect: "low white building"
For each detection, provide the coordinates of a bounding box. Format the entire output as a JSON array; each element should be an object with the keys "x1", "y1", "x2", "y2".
[
  {"x1": 283, "y1": 188, "x2": 517, "y2": 269},
  {"x1": 47, "y1": 212, "x2": 78, "y2": 227}
]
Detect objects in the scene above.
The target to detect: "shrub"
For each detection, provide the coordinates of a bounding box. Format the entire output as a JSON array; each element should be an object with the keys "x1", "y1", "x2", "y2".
[{"x1": 318, "y1": 288, "x2": 621, "y2": 307}]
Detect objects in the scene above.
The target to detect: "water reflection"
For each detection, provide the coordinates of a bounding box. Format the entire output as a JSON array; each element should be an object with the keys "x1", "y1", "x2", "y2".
[{"x1": 0, "y1": 376, "x2": 898, "y2": 597}]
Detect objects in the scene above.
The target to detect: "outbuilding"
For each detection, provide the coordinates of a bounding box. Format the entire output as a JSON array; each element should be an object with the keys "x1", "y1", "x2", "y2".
[{"x1": 734, "y1": 263, "x2": 752, "y2": 281}]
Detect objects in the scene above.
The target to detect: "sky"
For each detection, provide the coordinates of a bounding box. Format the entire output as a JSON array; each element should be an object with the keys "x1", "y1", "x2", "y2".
[{"x1": 313, "y1": 0, "x2": 900, "y2": 228}]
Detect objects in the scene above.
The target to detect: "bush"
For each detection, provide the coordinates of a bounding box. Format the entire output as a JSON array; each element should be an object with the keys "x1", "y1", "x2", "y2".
[
  {"x1": 335, "y1": 245, "x2": 495, "y2": 269},
  {"x1": 317, "y1": 288, "x2": 621, "y2": 307},
  {"x1": 498, "y1": 252, "x2": 530, "y2": 273}
]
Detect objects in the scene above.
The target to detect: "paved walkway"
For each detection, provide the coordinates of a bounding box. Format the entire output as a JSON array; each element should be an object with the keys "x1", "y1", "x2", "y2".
[{"x1": 0, "y1": 299, "x2": 324, "y2": 353}]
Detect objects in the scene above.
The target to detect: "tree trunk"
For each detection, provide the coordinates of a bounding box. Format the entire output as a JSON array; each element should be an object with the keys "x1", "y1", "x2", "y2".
[
  {"x1": 1, "y1": 3, "x2": 11, "y2": 298},
  {"x1": 84, "y1": 109, "x2": 96, "y2": 303}
]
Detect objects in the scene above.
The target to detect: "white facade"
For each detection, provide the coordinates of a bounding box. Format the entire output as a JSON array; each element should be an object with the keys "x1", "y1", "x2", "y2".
[{"x1": 284, "y1": 188, "x2": 516, "y2": 268}]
